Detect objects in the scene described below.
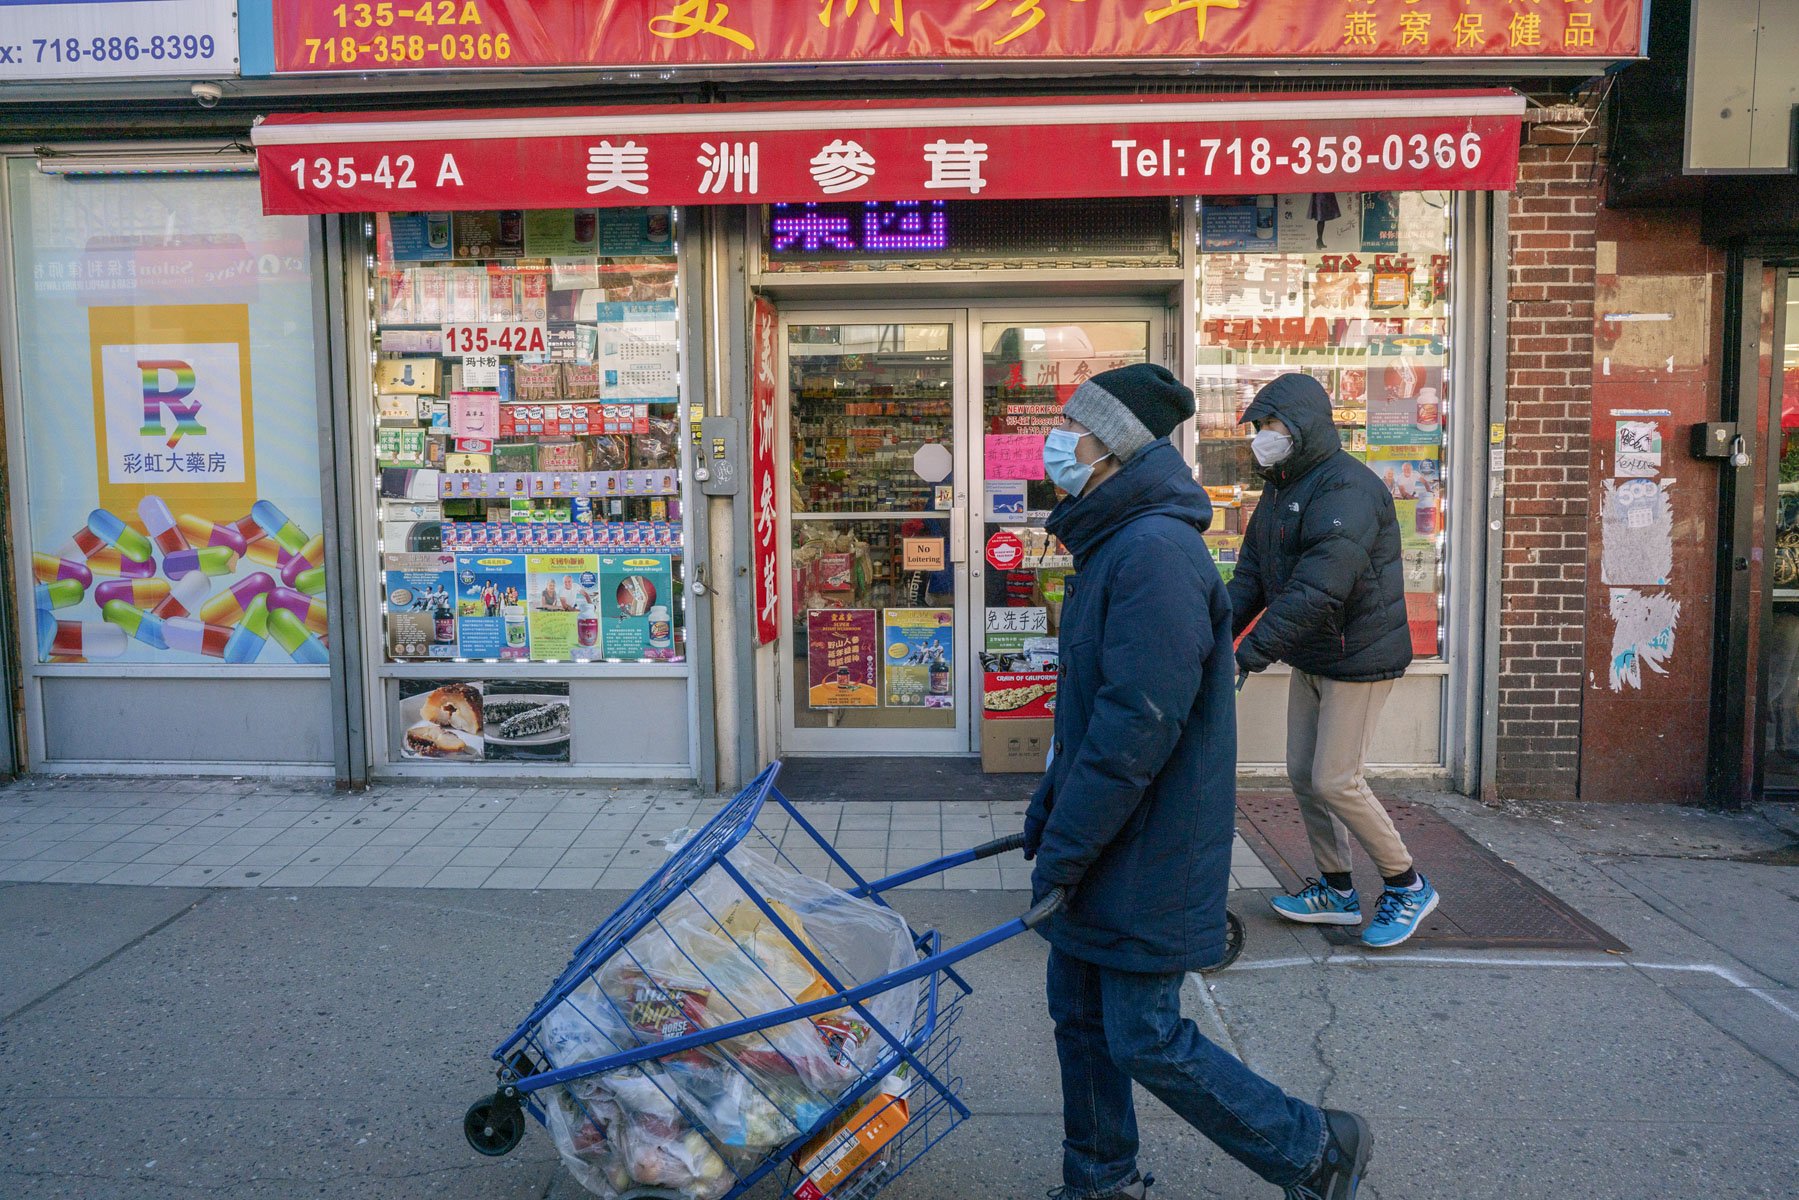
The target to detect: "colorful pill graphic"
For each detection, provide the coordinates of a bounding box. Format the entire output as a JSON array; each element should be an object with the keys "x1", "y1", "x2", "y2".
[
  {"x1": 49, "y1": 619, "x2": 127, "y2": 660},
  {"x1": 151, "y1": 571, "x2": 211, "y2": 620},
  {"x1": 269, "y1": 586, "x2": 328, "y2": 635},
  {"x1": 243, "y1": 538, "x2": 293, "y2": 570},
  {"x1": 101, "y1": 599, "x2": 168, "y2": 651},
  {"x1": 294, "y1": 566, "x2": 327, "y2": 596},
  {"x1": 86, "y1": 549, "x2": 157, "y2": 579},
  {"x1": 228, "y1": 514, "x2": 265, "y2": 544},
  {"x1": 35, "y1": 580, "x2": 85, "y2": 611},
  {"x1": 269, "y1": 607, "x2": 329, "y2": 665},
  {"x1": 163, "y1": 546, "x2": 238, "y2": 580},
  {"x1": 35, "y1": 605, "x2": 55, "y2": 660},
  {"x1": 162, "y1": 617, "x2": 232, "y2": 659},
  {"x1": 175, "y1": 514, "x2": 248, "y2": 556},
  {"x1": 279, "y1": 534, "x2": 326, "y2": 587},
  {"x1": 250, "y1": 501, "x2": 310, "y2": 556},
  {"x1": 32, "y1": 553, "x2": 93, "y2": 588},
  {"x1": 57, "y1": 527, "x2": 105, "y2": 560},
  {"x1": 94, "y1": 578, "x2": 171, "y2": 609},
  {"x1": 86, "y1": 508, "x2": 153, "y2": 563},
  {"x1": 223, "y1": 595, "x2": 270, "y2": 665},
  {"x1": 198, "y1": 572, "x2": 276, "y2": 627},
  {"x1": 137, "y1": 496, "x2": 189, "y2": 557}
]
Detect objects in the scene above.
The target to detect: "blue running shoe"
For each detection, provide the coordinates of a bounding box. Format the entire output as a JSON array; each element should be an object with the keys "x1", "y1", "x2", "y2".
[
  {"x1": 1270, "y1": 879, "x2": 1361, "y2": 926},
  {"x1": 1361, "y1": 875, "x2": 1439, "y2": 949}
]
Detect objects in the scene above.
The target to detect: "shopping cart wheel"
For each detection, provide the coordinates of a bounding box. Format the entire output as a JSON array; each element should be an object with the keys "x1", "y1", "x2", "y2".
[
  {"x1": 1200, "y1": 910, "x2": 1245, "y2": 975},
  {"x1": 464, "y1": 1092, "x2": 526, "y2": 1157}
]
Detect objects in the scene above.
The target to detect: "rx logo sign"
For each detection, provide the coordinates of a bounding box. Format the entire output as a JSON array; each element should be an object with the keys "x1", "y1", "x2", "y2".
[{"x1": 136, "y1": 359, "x2": 207, "y2": 448}]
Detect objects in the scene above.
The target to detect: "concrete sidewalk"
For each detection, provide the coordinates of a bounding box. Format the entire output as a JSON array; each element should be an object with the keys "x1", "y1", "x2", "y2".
[
  {"x1": 0, "y1": 782, "x2": 1794, "y2": 1200},
  {"x1": 0, "y1": 776, "x2": 1281, "y2": 892}
]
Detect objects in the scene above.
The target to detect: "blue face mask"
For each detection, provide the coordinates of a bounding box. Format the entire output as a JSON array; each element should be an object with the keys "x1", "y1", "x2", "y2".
[{"x1": 1044, "y1": 429, "x2": 1111, "y2": 497}]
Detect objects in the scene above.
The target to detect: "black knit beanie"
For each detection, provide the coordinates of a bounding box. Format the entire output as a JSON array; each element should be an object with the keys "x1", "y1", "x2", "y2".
[{"x1": 1062, "y1": 364, "x2": 1196, "y2": 462}]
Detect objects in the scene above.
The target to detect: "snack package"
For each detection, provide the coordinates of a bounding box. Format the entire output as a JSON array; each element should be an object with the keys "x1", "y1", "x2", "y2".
[
  {"x1": 632, "y1": 416, "x2": 681, "y2": 470},
  {"x1": 791, "y1": 1075, "x2": 910, "y2": 1200}
]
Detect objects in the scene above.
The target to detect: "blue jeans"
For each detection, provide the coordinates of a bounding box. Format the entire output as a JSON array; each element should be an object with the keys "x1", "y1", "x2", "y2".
[{"x1": 1046, "y1": 947, "x2": 1325, "y2": 1194}]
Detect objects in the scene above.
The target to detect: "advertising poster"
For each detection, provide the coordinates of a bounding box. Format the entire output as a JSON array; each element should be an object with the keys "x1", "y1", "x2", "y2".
[
  {"x1": 397, "y1": 679, "x2": 571, "y2": 763},
  {"x1": 454, "y1": 553, "x2": 528, "y2": 660},
  {"x1": 596, "y1": 301, "x2": 679, "y2": 403},
  {"x1": 523, "y1": 209, "x2": 599, "y2": 258},
  {"x1": 1276, "y1": 192, "x2": 1363, "y2": 253},
  {"x1": 1368, "y1": 446, "x2": 1442, "y2": 504},
  {"x1": 386, "y1": 212, "x2": 451, "y2": 262},
  {"x1": 983, "y1": 672, "x2": 1058, "y2": 721},
  {"x1": 597, "y1": 207, "x2": 675, "y2": 256},
  {"x1": 1367, "y1": 361, "x2": 1445, "y2": 447},
  {"x1": 384, "y1": 553, "x2": 456, "y2": 659},
  {"x1": 1200, "y1": 197, "x2": 1274, "y2": 253},
  {"x1": 526, "y1": 553, "x2": 600, "y2": 661},
  {"x1": 883, "y1": 608, "x2": 954, "y2": 709},
  {"x1": 599, "y1": 554, "x2": 677, "y2": 660},
  {"x1": 806, "y1": 609, "x2": 878, "y2": 709},
  {"x1": 14, "y1": 169, "x2": 325, "y2": 666}
]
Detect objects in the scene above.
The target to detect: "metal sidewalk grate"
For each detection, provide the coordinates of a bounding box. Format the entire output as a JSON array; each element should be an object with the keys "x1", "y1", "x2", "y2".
[{"x1": 1236, "y1": 792, "x2": 1629, "y2": 953}]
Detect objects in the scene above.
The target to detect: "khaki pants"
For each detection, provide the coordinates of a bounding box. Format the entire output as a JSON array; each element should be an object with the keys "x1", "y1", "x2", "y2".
[{"x1": 1285, "y1": 671, "x2": 1413, "y2": 878}]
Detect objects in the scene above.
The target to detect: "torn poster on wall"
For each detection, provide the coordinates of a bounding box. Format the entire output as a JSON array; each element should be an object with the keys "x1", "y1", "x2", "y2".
[
  {"x1": 1614, "y1": 421, "x2": 1663, "y2": 478},
  {"x1": 1600, "y1": 478, "x2": 1673, "y2": 586},
  {"x1": 1608, "y1": 588, "x2": 1681, "y2": 692}
]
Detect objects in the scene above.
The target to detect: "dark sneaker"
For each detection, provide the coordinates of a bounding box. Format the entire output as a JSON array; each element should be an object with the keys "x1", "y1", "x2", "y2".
[
  {"x1": 1285, "y1": 1110, "x2": 1371, "y2": 1200},
  {"x1": 1048, "y1": 1171, "x2": 1153, "y2": 1200}
]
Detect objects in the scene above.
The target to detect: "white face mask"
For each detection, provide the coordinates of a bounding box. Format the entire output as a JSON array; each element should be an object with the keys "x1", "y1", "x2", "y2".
[{"x1": 1251, "y1": 428, "x2": 1294, "y2": 467}]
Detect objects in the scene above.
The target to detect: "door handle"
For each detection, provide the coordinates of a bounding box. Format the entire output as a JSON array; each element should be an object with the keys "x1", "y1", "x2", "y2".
[{"x1": 950, "y1": 507, "x2": 967, "y2": 563}]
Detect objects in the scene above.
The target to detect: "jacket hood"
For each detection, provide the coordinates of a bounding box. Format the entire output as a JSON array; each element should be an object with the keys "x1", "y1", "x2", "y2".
[
  {"x1": 1045, "y1": 439, "x2": 1212, "y2": 563},
  {"x1": 1241, "y1": 373, "x2": 1341, "y2": 489}
]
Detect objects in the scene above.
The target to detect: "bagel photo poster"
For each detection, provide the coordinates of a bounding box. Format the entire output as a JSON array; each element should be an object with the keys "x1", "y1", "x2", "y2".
[{"x1": 396, "y1": 678, "x2": 571, "y2": 763}]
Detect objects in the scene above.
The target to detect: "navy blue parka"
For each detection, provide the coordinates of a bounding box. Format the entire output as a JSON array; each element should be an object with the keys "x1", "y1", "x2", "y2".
[{"x1": 1024, "y1": 440, "x2": 1237, "y2": 974}]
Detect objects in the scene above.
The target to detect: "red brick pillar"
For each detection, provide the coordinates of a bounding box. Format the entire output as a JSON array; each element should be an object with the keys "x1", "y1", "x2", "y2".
[{"x1": 1495, "y1": 121, "x2": 1603, "y2": 801}]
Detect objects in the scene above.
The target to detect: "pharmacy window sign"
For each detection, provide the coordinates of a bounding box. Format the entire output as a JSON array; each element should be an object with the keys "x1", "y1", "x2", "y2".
[{"x1": 101, "y1": 342, "x2": 247, "y2": 484}]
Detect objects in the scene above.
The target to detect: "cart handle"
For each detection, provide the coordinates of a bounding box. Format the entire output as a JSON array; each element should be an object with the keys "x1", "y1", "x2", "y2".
[
  {"x1": 970, "y1": 832, "x2": 1027, "y2": 860},
  {"x1": 1023, "y1": 886, "x2": 1068, "y2": 930}
]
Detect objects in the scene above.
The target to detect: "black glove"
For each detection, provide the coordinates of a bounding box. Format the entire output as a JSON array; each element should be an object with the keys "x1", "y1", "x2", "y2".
[{"x1": 1021, "y1": 812, "x2": 1044, "y2": 861}]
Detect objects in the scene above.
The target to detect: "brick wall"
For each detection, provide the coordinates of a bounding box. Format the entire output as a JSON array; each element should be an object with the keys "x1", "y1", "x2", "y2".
[{"x1": 1495, "y1": 120, "x2": 1603, "y2": 801}]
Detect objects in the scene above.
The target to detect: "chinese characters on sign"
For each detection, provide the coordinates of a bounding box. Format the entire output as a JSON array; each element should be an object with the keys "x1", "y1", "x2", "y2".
[
  {"x1": 264, "y1": 1, "x2": 1645, "y2": 73},
  {"x1": 750, "y1": 298, "x2": 780, "y2": 646},
  {"x1": 255, "y1": 95, "x2": 1526, "y2": 214}
]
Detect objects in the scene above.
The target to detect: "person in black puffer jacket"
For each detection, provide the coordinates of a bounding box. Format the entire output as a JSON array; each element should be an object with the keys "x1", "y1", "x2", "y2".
[{"x1": 1229, "y1": 372, "x2": 1440, "y2": 951}]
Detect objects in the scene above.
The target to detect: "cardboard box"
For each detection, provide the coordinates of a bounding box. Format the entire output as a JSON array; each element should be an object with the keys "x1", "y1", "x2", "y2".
[
  {"x1": 982, "y1": 717, "x2": 1052, "y2": 774},
  {"x1": 792, "y1": 1086, "x2": 909, "y2": 1200}
]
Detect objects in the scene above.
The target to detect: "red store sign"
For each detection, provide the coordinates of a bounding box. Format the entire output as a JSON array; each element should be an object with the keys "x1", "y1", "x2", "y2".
[
  {"x1": 266, "y1": 0, "x2": 1646, "y2": 74},
  {"x1": 749, "y1": 297, "x2": 779, "y2": 647},
  {"x1": 253, "y1": 91, "x2": 1525, "y2": 214}
]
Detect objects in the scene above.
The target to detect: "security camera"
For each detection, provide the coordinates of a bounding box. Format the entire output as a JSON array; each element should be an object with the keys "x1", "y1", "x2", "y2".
[{"x1": 191, "y1": 82, "x2": 223, "y2": 108}]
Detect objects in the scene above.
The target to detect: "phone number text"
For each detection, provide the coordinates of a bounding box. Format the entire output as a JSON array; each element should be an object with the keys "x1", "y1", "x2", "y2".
[
  {"x1": 28, "y1": 34, "x2": 216, "y2": 65},
  {"x1": 1114, "y1": 132, "x2": 1487, "y2": 179}
]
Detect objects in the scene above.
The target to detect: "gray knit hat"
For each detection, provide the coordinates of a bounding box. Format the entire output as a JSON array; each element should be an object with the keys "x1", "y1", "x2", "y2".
[{"x1": 1063, "y1": 364, "x2": 1196, "y2": 462}]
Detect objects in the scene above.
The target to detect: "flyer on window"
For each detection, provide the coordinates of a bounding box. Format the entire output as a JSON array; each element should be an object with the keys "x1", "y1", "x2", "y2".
[
  {"x1": 598, "y1": 554, "x2": 676, "y2": 660},
  {"x1": 883, "y1": 608, "x2": 955, "y2": 709},
  {"x1": 526, "y1": 553, "x2": 600, "y2": 660},
  {"x1": 454, "y1": 553, "x2": 528, "y2": 660},
  {"x1": 384, "y1": 553, "x2": 456, "y2": 660},
  {"x1": 397, "y1": 678, "x2": 571, "y2": 763},
  {"x1": 807, "y1": 609, "x2": 878, "y2": 709}
]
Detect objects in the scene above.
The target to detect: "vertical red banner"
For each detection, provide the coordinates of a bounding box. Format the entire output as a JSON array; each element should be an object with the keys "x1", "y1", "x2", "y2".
[{"x1": 750, "y1": 297, "x2": 779, "y2": 647}]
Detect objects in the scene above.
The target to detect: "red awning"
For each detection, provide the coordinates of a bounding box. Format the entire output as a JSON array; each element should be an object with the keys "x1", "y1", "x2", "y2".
[{"x1": 252, "y1": 90, "x2": 1525, "y2": 215}]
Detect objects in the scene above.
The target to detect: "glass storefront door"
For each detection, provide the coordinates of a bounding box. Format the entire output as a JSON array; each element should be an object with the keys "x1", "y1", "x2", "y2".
[
  {"x1": 778, "y1": 308, "x2": 1161, "y2": 757},
  {"x1": 781, "y1": 317, "x2": 969, "y2": 753},
  {"x1": 1763, "y1": 275, "x2": 1799, "y2": 792}
]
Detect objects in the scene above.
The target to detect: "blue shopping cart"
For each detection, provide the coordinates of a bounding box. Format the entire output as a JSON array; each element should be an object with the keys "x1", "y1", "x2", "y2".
[
  {"x1": 462, "y1": 761, "x2": 1065, "y2": 1200},
  {"x1": 463, "y1": 760, "x2": 1240, "y2": 1200}
]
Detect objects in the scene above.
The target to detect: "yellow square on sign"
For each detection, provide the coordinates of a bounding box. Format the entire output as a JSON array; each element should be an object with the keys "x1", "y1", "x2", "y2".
[
  {"x1": 903, "y1": 538, "x2": 946, "y2": 572},
  {"x1": 89, "y1": 304, "x2": 258, "y2": 526}
]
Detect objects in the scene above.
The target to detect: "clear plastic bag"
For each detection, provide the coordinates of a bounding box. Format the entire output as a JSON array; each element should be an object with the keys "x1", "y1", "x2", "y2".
[{"x1": 536, "y1": 847, "x2": 920, "y2": 1199}]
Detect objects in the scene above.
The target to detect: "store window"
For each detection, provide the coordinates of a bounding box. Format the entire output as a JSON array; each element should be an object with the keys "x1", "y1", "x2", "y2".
[
  {"x1": 1193, "y1": 191, "x2": 1453, "y2": 659},
  {"x1": 9, "y1": 163, "x2": 325, "y2": 667},
  {"x1": 371, "y1": 208, "x2": 686, "y2": 670},
  {"x1": 1765, "y1": 283, "x2": 1799, "y2": 789}
]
